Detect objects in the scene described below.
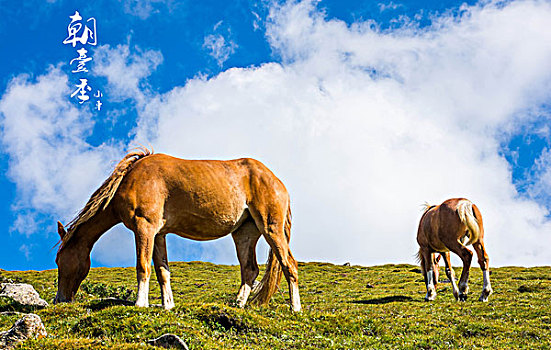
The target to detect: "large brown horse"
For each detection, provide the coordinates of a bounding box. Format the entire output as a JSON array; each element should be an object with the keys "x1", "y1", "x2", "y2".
[
  {"x1": 417, "y1": 198, "x2": 492, "y2": 302},
  {"x1": 54, "y1": 149, "x2": 301, "y2": 312}
]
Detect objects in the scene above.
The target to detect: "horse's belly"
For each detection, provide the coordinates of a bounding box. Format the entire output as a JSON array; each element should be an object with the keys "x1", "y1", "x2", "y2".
[
  {"x1": 161, "y1": 203, "x2": 247, "y2": 240},
  {"x1": 429, "y1": 238, "x2": 449, "y2": 253},
  {"x1": 171, "y1": 217, "x2": 242, "y2": 241}
]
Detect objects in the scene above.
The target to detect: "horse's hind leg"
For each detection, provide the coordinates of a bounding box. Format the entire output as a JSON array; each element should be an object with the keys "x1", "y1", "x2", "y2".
[
  {"x1": 433, "y1": 254, "x2": 441, "y2": 286},
  {"x1": 472, "y1": 240, "x2": 493, "y2": 302},
  {"x1": 441, "y1": 252, "x2": 460, "y2": 300},
  {"x1": 420, "y1": 248, "x2": 437, "y2": 301},
  {"x1": 250, "y1": 205, "x2": 301, "y2": 312},
  {"x1": 153, "y1": 234, "x2": 175, "y2": 310},
  {"x1": 265, "y1": 233, "x2": 300, "y2": 312},
  {"x1": 231, "y1": 220, "x2": 261, "y2": 308},
  {"x1": 133, "y1": 217, "x2": 159, "y2": 308},
  {"x1": 447, "y1": 242, "x2": 473, "y2": 301}
]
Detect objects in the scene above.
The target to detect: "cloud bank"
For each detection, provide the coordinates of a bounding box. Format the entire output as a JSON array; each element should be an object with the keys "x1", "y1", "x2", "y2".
[
  {"x1": 2, "y1": 0, "x2": 551, "y2": 267},
  {"x1": 135, "y1": 0, "x2": 551, "y2": 266}
]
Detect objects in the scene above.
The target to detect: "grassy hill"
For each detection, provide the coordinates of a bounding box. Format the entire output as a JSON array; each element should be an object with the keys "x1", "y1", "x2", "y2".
[{"x1": 1, "y1": 262, "x2": 550, "y2": 349}]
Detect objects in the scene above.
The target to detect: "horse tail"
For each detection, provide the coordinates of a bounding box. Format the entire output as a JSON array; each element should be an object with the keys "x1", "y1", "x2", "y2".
[
  {"x1": 421, "y1": 202, "x2": 436, "y2": 214},
  {"x1": 456, "y1": 199, "x2": 480, "y2": 246},
  {"x1": 59, "y1": 147, "x2": 153, "y2": 249},
  {"x1": 415, "y1": 249, "x2": 423, "y2": 265},
  {"x1": 250, "y1": 204, "x2": 292, "y2": 305}
]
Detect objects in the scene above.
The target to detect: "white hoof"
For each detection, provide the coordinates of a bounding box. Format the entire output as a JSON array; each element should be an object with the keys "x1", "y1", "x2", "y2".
[
  {"x1": 236, "y1": 299, "x2": 246, "y2": 309},
  {"x1": 163, "y1": 301, "x2": 175, "y2": 310},
  {"x1": 135, "y1": 301, "x2": 149, "y2": 308},
  {"x1": 479, "y1": 288, "x2": 493, "y2": 302},
  {"x1": 425, "y1": 289, "x2": 437, "y2": 301}
]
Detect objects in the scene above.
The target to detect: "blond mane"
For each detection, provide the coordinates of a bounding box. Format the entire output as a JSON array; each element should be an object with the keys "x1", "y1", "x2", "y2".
[{"x1": 59, "y1": 147, "x2": 153, "y2": 249}]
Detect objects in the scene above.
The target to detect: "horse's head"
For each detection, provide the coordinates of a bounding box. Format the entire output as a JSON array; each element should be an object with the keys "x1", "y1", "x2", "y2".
[{"x1": 54, "y1": 221, "x2": 91, "y2": 304}]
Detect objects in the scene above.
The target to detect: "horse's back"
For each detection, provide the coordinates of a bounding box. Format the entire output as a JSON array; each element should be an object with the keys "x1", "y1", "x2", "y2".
[
  {"x1": 418, "y1": 198, "x2": 481, "y2": 252},
  {"x1": 112, "y1": 154, "x2": 288, "y2": 238}
]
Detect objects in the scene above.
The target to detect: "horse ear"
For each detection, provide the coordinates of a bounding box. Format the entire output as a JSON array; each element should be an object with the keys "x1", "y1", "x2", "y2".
[{"x1": 57, "y1": 221, "x2": 67, "y2": 239}]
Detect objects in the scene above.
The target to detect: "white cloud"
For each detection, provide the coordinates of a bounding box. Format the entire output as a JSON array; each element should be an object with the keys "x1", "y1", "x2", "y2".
[
  {"x1": 527, "y1": 147, "x2": 551, "y2": 203},
  {"x1": 121, "y1": 0, "x2": 171, "y2": 20},
  {"x1": 19, "y1": 244, "x2": 31, "y2": 260},
  {"x1": 133, "y1": 0, "x2": 551, "y2": 266},
  {"x1": 93, "y1": 44, "x2": 163, "y2": 107},
  {"x1": 252, "y1": 11, "x2": 263, "y2": 31},
  {"x1": 0, "y1": 67, "x2": 121, "y2": 236},
  {"x1": 378, "y1": 2, "x2": 403, "y2": 12},
  {"x1": 0, "y1": 47, "x2": 165, "y2": 264},
  {"x1": 91, "y1": 225, "x2": 136, "y2": 266},
  {"x1": 0, "y1": 55, "x2": 161, "y2": 263},
  {"x1": 203, "y1": 22, "x2": 238, "y2": 67}
]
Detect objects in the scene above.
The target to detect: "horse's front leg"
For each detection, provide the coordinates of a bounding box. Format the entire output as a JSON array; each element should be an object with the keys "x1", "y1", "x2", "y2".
[
  {"x1": 232, "y1": 221, "x2": 261, "y2": 308},
  {"x1": 441, "y1": 252, "x2": 460, "y2": 300},
  {"x1": 153, "y1": 234, "x2": 175, "y2": 310},
  {"x1": 134, "y1": 218, "x2": 158, "y2": 308}
]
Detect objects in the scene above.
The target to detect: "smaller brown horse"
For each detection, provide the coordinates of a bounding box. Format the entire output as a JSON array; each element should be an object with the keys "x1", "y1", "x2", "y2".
[{"x1": 417, "y1": 198, "x2": 492, "y2": 302}]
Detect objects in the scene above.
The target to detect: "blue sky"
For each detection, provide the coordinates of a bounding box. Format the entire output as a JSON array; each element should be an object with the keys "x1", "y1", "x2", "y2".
[{"x1": 1, "y1": 0, "x2": 550, "y2": 271}]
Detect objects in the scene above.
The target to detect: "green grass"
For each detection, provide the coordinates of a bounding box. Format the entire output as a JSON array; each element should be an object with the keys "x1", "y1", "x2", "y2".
[{"x1": 1, "y1": 262, "x2": 550, "y2": 349}]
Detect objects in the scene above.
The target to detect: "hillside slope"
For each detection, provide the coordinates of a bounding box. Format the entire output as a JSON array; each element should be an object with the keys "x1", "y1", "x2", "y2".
[{"x1": 1, "y1": 262, "x2": 550, "y2": 349}]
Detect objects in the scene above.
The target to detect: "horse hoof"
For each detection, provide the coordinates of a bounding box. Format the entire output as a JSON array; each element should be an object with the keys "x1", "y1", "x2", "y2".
[
  {"x1": 479, "y1": 289, "x2": 492, "y2": 302},
  {"x1": 163, "y1": 302, "x2": 175, "y2": 310},
  {"x1": 459, "y1": 294, "x2": 468, "y2": 302},
  {"x1": 424, "y1": 294, "x2": 436, "y2": 302}
]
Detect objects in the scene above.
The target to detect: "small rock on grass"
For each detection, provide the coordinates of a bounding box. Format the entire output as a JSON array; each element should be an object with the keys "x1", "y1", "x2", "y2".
[
  {"x1": 147, "y1": 333, "x2": 189, "y2": 350},
  {"x1": 0, "y1": 283, "x2": 48, "y2": 308},
  {"x1": 0, "y1": 313, "x2": 47, "y2": 349}
]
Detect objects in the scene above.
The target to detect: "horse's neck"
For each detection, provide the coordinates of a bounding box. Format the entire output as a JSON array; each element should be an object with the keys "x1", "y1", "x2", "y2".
[{"x1": 70, "y1": 208, "x2": 120, "y2": 250}]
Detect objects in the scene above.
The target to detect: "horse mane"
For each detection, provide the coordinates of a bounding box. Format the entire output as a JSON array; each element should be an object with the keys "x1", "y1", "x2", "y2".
[{"x1": 58, "y1": 147, "x2": 153, "y2": 250}]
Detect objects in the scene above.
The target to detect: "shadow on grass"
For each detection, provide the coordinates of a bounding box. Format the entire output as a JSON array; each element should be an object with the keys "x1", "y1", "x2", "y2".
[
  {"x1": 351, "y1": 295, "x2": 416, "y2": 304},
  {"x1": 0, "y1": 296, "x2": 47, "y2": 313},
  {"x1": 0, "y1": 302, "x2": 43, "y2": 313},
  {"x1": 86, "y1": 297, "x2": 134, "y2": 311}
]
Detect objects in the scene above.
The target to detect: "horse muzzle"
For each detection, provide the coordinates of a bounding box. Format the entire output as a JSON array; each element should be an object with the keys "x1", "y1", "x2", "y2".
[{"x1": 53, "y1": 292, "x2": 72, "y2": 304}]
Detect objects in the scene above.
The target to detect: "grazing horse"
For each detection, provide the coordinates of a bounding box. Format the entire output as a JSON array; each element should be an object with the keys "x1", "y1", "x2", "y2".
[
  {"x1": 54, "y1": 149, "x2": 301, "y2": 312},
  {"x1": 416, "y1": 198, "x2": 492, "y2": 302}
]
